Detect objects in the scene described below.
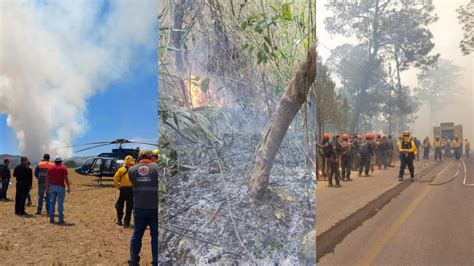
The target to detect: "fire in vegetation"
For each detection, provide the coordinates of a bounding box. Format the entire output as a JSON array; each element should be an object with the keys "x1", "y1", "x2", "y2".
[{"x1": 182, "y1": 74, "x2": 222, "y2": 108}]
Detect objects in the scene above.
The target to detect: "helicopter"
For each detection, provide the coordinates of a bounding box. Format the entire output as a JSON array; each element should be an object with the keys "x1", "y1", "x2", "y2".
[{"x1": 56, "y1": 139, "x2": 158, "y2": 186}]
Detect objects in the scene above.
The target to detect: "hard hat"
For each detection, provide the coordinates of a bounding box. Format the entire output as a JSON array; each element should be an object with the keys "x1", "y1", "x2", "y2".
[
  {"x1": 323, "y1": 133, "x2": 330, "y2": 139},
  {"x1": 342, "y1": 134, "x2": 349, "y2": 140},
  {"x1": 124, "y1": 155, "x2": 135, "y2": 166},
  {"x1": 138, "y1": 149, "x2": 153, "y2": 159},
  {"x1": 402, "y1": 131, "x2": 410, "y2": 137},
  {"x1": 54, "y1": 156, "x2": 62, "y2": 162},
  {"x1": 365, "y1": 133, "x2": 371, "y2": 139},
  {"x1": 152, "y1": 149, "x2": 159, "y2": 156}
]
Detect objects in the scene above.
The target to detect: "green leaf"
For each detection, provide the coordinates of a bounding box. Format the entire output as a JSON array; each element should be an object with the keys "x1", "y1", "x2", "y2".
[
  {"x1": 200, "y1": 77, "x2": 210, "y2": 93},
  {"x1": 240, "y1": 21, "x2": 248, "y2": 31},
  {"x1": 264, "y1": 36, "x2": 272, "y2": 46},
  {"x1": 242, "y1": 43, "x2": 250, "y2": 50},
  {"x1": 167, "y1": 45, "x2": 182, "y2": 52},
  {"x1": 303, "y1": 39, "x2": 309, "y2": 50},
  {"x1": 281, "y1": 3, "x2": 292, "y2": 20},
  {"x1": 257, "y1": 51, "x2": 268, "y2": 64}
]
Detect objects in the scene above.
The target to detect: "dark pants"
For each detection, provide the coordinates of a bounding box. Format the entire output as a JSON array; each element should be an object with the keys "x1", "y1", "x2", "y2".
[
  {"x1": 351, "y1": 151, "x2": 359, "y2": 170},
  {"x1": 399, "y1": 154, "x2": 415, "y2": 179},
  {"x1": 423, "y1": 148, "x2": 430, "y2": 160},
  {"x1": 15, "y1": 184, "x2": 29, "y2": 215},
  {"x1": 129, "y1": 208, "x2": 158, "y2": 266},
  {"x1": 341, "y1": 157, "x2": 351, "y2": 180},
  {"x1": 376, "y1": 152, "x2": 387, "y2": 169},
  {"x1": 27, "y1": 191, "x2": 32, "y2": 205},
  {"x1": 434, "y1": 148, "x2": 442, "y2": 161},
  {"x1": 1, "y1": 178, "x2": 10, "y2": 199},
  {"x1": 359, "y1": 154, "x2": 371, "y2": 175},
  {"x1": 327, "y1": 158, "x2": 341, "y2": 186},
  {"x1": 116, "y1": 187, "x2": 134, "y2": 225}
]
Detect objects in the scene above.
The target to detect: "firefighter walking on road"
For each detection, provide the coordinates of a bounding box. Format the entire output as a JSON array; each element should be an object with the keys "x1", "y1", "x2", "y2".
[
  {"x1": 340, "y1": 134, "x2": 352, "y2": 181},
  {"x1": 318, "y1": 134, "x2": 342, "y2": 187},
  {"x1": 398, "y1": 131, "x2": 417, "y2": 181},
  {"x1": 358, "y1": 133, "x2": 374, "y2": 177}
]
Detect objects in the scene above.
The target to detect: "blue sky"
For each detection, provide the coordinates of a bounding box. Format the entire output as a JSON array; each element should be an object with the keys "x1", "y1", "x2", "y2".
[{"x1": 1, "y1": 50, "x2": 157, "y2": 156}]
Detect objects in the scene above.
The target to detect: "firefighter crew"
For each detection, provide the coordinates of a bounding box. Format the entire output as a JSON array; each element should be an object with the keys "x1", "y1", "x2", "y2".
[
  {"x1": 14, "y1": 157, "x2": 33, "y2": 216},
  {"x1": 351, "y1": 134, "x2": 360, "y2": 170},
  {"x1": 387, "y1": 135, "x2": 394, "y2": 167},
  {"x1": 358, "y1": 133, "x2": 374, "y2": 177},
  {"x1": 34, "y1": 154, "x2": 54, "y2": 215},
  {"x1": 375, "y1": 134, "x2": 384, "y2": 170},
  {"x1": 381, "y1": 136, "x2": 389, "y2": 169},
  {"x1": 151, "y1": 149, "x2": 159, "y2": 163},
  {"x1": 422, "y1": 137, "x2": 432, "y2": 160},
  {"x1": 318, "y1": 134, "x2": 341, "y2": 187},
  {"x1": 398, "y1": 131, "x2": 417, "y2": 181},
  {"x1": 340, "y1": 134, "x2": 352, "y2": 181},
  {"x1": 114, "y1": 155, "x2": 135, "y2": 227},
  {"x1": 434, "y1": 136, "x2": 443, "y2": 161},
  {"x1": 327, "y1": 135, "x2": 342, "y2": 187},
  {"x1": 318, "y1": 133, "x2": 330, "y2": 179},
  {"x1": 128, "y1": 149, "x2": 159, "y2": 265},
  {"x1": 451, "y1": 136, "x2": 462, "y2": 160}
]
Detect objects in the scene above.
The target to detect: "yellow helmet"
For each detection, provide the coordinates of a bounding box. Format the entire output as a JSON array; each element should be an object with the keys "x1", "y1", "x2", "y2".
[
  {"x1": 124, "y1": 155, "x2": 135, "y2": 166},
  {"x1": 402, "y1": 131, "x2": 410, "y2": 137},
  {"x1": 152, "y1": 149, "x2": 159, "y2": 156}
]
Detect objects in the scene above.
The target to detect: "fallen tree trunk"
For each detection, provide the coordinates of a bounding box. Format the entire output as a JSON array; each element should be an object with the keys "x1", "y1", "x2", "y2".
[{"x1": 250, "y1": 43, "x2": 317, "y2": 199}]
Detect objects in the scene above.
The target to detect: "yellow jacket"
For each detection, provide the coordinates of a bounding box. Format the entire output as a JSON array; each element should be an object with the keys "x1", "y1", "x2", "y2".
[
  {"x1": 398, "y1": 138, "x2": 417, "y2": 155},
  {"x1": 114, "y1": 166, "x2": 133, "y2": 187}
]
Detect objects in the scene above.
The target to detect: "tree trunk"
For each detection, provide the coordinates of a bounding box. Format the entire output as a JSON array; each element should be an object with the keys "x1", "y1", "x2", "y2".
[{"x1": 250, "y1": 43, "x2": 316, "y2": 200}]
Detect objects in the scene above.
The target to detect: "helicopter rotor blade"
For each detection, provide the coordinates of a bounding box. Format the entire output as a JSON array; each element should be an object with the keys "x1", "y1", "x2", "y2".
[
  {"x1": 54, "y1": 141, "x2": 112, "y2": 149},
  {"x1": 74, "y1": 143, "x2": 114, "y2": 153},
  {"x1": 127, "y1": 141, "x2": 159, "y2": 147}
]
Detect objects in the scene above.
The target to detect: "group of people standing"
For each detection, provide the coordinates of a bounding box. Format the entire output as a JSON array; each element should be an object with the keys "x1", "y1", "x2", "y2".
[
  {"x1": 318, "y1": 131, "x2": 472, "y2": 187},
  {"x1": 0, "y1": 149, "x2": 160, "y2": 265},
  {"x1": 421, "y1": 136, "x2": 470, "y2": 161},
  {"x1": 318, "y1": 132, "x2": 396, "y2": 187},
  {"x1": 0, "y1": 154, "x2": 70, "y2": 222}
]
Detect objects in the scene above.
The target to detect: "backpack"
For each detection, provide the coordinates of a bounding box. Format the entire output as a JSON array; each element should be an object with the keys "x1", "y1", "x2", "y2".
[
  {"x1": 323, "y1": 143, "x2": 333, "y2": 158},
  {"x1": 358, "y1": 142, "x2": 369, "y2": 155}
]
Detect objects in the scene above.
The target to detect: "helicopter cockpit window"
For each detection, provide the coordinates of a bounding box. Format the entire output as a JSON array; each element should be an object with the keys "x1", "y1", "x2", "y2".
[
  {"x1": 82, "y1": 158, "x2": 95, "y2": 169},
  {"x1": 91, "y1": 159, "x2": 103, "y2": 173},
  {"x1": 103, "y1": 159, "x2": 112, "y2": 171}
]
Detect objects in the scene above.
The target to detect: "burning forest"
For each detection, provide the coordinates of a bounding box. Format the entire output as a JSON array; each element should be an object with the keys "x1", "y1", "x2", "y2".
[{"x1": 158, "y1": 0, "x2": 317, "y2": 264}]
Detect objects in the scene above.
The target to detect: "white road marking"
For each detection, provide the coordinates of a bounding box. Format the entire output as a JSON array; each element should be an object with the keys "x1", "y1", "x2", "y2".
[{"x1": 462, "y1": 158, "x2": 474, "y2": 187}]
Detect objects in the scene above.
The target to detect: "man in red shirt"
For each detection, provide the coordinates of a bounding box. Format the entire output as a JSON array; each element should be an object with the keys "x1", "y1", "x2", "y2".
[{"x1": 46, "y1": 156, "x2": 71, "y2": 224}]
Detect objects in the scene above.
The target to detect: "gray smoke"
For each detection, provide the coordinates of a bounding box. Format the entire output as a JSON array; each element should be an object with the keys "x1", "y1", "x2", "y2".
[{"x1": 0, "y1": 1, "x2": 155, "y2": 160}]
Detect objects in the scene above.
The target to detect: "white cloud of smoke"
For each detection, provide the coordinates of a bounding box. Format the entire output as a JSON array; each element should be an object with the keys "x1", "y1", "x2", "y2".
[{"x1": 0, "y1": 1, "x2": 155, "y2": 160}]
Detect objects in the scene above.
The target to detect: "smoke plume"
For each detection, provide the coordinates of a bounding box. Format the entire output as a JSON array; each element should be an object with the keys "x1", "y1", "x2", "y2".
[{"x1": 0, "y1": 1, "x2": 155, "y2": 160}]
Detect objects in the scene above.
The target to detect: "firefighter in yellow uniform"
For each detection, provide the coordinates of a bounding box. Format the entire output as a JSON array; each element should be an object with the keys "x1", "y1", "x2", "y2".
[
  {"x1": 151, "y1": 149, "x2": 159, "y2": 163},
  {"x1": 114, "y1": 155, "x2": 135, "y2": 227},
  {"x1": 398, "y1": 131, "x2": 417, "y2": 181}
]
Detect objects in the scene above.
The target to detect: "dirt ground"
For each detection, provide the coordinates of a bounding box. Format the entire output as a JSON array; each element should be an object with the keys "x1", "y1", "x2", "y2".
[{"x1": 0, "y1": 170, "x2": 153, "y2": 265}]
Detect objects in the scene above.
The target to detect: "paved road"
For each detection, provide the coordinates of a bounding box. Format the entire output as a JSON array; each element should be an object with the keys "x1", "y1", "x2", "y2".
[{"x1": 318, "y1": 157, "x2": 474, "y2": 266}]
